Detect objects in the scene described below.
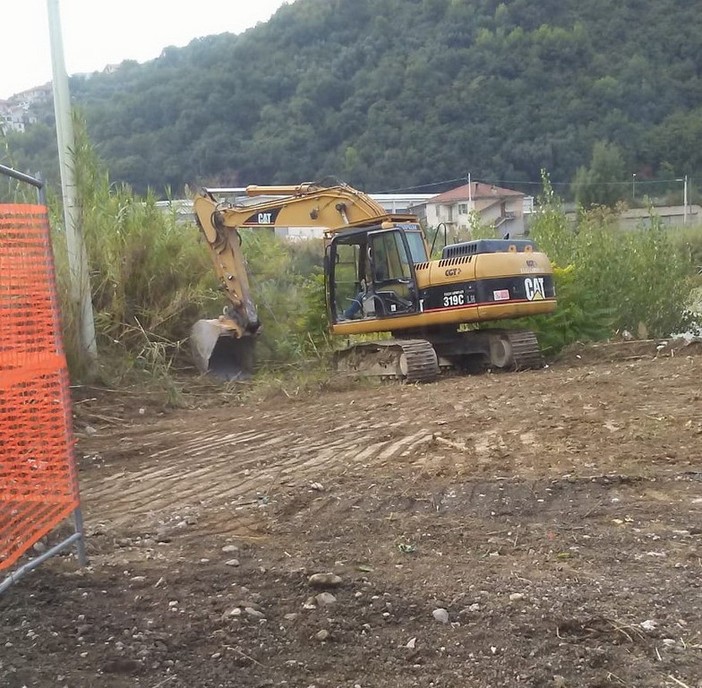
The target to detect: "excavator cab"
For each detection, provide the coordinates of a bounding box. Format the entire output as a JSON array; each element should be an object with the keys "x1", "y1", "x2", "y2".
[
  {"x1": 366, "y1": 228, "x2": 419, "y2": 317},
  {"x1": 328, "y1": 225, "x2": 423, "y2": 323}
]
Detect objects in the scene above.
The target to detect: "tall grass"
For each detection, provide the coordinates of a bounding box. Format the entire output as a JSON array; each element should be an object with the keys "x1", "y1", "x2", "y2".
[
  {"x1": 52, "y1": 119, "x2": 330, "y2": 384},
  {"x1": 0, "y1": 138, "x2": 42, "y2": 204},
  {"x1": 53, "y1": 121, "x2": 220, "y2": 383},
  {"x1": 240, "y1": 231, "x2": 328, "y2": 364}
]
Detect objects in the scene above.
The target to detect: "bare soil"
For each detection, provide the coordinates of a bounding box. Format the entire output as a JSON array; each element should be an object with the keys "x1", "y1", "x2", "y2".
[{"x1": 2, "y1": 341, "x2": 702, "y2": 688}]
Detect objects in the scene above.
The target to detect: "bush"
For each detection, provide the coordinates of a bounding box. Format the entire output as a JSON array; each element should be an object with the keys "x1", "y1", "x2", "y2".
[
  {"x1": 573, "y1": 207, "x2": 693, "y2": 337},
  {"x1": 240, "y1": 232, "x2": 329, "y2": 365},
  {"x1": 671, "y1": 225, "x2": 702, "y2": 277},
  {"x1": 524, "y1": 173, "x2": 696, "y2": 352},
  {"x1": 523, "y1": 266, "x2": 614, "y2": 355}
]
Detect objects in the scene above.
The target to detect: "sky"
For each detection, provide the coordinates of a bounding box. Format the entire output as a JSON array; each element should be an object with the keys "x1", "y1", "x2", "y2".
[{"x1": 0, "y1": 0, "x2": 290, "y2": 100}]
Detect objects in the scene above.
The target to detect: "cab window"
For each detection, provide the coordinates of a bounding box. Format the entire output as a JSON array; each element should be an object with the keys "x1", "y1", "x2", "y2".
[
  {"x1": 404, "y1": 231, "x2": 428, "y2": 263},
  {"x1": 371, "y1": 231, "x2": 411, "y2": 282}
]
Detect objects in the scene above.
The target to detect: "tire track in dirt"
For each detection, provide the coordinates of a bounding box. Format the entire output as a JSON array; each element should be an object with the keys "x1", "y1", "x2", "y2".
[
  {"x1": 78, "y1": 352, "x2": 702, "y2": 535},
  {"x1": 79, "y1": 409, "x2": 432, "y2": 531}
]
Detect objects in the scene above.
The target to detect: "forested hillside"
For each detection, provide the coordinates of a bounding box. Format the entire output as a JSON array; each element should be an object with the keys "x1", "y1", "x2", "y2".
[{"x1": 5, "y1": 0, "x2": 702, "y2": 197}]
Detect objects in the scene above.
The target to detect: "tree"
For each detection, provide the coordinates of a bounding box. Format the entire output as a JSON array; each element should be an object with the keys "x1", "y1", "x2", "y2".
[
  {"x1": 571, "y1": 141, "x2": 627, "y2": 208},
  {"x1": 5, "y1": 0, "x2": 702, "y2": 195}
]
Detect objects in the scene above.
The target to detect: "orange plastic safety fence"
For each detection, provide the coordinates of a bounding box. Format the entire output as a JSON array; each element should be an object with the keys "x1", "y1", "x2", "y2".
[{"x1": 0, "y1": 204, "x2": 80, "y2": 571}]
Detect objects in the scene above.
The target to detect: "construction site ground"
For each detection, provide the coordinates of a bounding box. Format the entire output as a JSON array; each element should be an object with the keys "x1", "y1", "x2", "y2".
[{"x1": 2, "y1": 341, "x2": 702, "y2": 688}]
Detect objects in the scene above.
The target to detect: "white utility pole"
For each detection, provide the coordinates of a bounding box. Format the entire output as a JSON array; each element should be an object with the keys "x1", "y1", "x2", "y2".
[
  {"x1": 684, "y1": 175, "x2": 688, "y2": 225},
  {"x1": 46, "y1": 0, "x2": 97, "y2": 369}
]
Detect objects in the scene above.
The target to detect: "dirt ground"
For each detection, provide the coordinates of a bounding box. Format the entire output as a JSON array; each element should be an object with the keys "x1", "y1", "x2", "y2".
[{"x1": 2, "y1": 341, "x2": 702, "y2": 688}]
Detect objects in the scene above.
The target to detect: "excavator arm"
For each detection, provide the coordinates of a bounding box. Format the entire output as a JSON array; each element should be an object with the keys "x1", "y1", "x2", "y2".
[{"x1": 190, "y1": 181, "x2": 396, "y2": 377}]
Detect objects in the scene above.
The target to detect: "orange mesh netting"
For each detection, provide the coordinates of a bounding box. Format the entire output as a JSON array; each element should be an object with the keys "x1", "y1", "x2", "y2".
[{"x1": 0, "y1": 204, "x2": 80, "y2": 570}]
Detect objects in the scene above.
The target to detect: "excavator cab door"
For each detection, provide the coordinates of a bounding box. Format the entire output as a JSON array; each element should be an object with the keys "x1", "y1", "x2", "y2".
[
  {"x1": 328, "y1": 238, "x2": 366, "y2": 322},
  {"x1": 366, "y1": 228, "x2": 420, "y2": 318},
  {"x1": 328, "y1": 228, "x2": 420, "y2": 322}
]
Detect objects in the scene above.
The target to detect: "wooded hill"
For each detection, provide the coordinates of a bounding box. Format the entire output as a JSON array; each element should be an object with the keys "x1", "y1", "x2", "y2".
[{"x1": 6, "y1": 0, "x2": 702, "y2": 198}]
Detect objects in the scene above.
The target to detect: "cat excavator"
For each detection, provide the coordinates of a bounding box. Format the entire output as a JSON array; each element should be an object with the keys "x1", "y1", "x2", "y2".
[{"x1": 191, "y1": 179, "x2": 556, "y2": 382}]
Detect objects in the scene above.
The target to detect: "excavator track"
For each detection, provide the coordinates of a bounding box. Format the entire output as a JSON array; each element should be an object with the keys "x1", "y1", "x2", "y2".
[
  {"x1": 334, "y1": 339, "x2": 439, "y2": 382},
  {"x1": 503, "y1": 330, "x2": 544, "y2": 370},
  {"x1": 428, "y1": 328, "x2": 544, "y2": 372}
]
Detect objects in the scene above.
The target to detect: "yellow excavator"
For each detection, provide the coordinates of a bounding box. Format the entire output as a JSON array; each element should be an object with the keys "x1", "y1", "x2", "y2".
[{"x1": 191, "y1": 179, "x2": 556, "y2": 381}]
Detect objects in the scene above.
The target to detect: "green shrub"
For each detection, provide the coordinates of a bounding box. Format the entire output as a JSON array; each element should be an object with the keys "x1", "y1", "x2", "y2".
[
  {"x1": 296, "y1": 270, "x2": 332, "y2": 355},
  {"x1": 524, "y1": 173, "x2": 696, "y2": 352},
  {"x1": 671, "y1": 225, "x2": 702, "y2": 277},
  {"x1": 573, "y1": 207, "x2": 693, "y2": 337},
  {"x1": 240, "y1": 232, "x2": 331, "y2": 365},
  {"x1": 521, "y1": 266, "x2": 615, "y2": 355}
]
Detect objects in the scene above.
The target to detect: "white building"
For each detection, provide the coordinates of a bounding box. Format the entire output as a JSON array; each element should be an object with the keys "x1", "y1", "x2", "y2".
[
  {"x1": 424, "y1": 181, "x2": 530, "y2": 237},
  {"x1": 0, "y1": 83, "x2": 49, "y2": 134},
  {"x1": 0, "y1": 103, "x2": 37, "y2": 134}
]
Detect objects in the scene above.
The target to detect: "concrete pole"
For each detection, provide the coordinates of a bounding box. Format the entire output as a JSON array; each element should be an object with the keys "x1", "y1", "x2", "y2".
[
  {"x1": 46, "y1": 0, "x2": 97, "y2": 370},
  {"x1": 684, "y1": 175, "x2": 688, "y2": 225}
]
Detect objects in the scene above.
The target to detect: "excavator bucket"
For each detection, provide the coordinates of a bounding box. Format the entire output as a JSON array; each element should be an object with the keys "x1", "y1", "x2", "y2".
[{"x1": 190, "y1": 319, "x2": 255, "y2": 381}]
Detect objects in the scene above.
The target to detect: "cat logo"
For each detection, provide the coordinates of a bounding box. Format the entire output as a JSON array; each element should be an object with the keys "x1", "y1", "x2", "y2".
[
  {"x1": 444, "y1": 267, "x2": 462, "y2": 277},
  {"x1": 524, "y1": 276, "x2": 546, "y2": 300},
  {"x1": 244, "y1": 208, "x2": 281, "y2": 225}
]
